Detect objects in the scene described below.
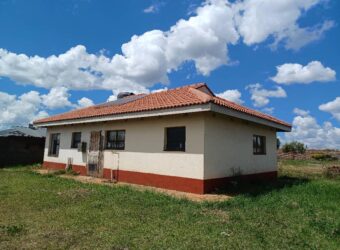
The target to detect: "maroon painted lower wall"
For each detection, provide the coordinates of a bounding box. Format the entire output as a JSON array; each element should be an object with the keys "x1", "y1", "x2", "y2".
[
  {"x1": 43, "y1": 161, "x2": 87, "y2": 175},
  {"x1": 102, "y1": 168, "x2": 277, "y2": 194},
  {"x1": 43, "y1": 161, "x2": 277, "y2": 194},
  {"x1": 203, "y1": 171, "x2": 277, "y2": 193}
]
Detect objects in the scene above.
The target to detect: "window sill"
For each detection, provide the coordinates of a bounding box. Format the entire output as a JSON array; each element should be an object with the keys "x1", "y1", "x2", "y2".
[
  {"x1": 48, "y1": 155, "x2": 59, "y2": 157},
  {"x1": 164, "y1": 149, "x2": 186, "y2": 152}
]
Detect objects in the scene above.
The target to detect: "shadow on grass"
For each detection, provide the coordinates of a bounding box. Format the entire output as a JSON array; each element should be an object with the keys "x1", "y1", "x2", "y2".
[{"x1": 213, "y1": 176, "x2": 309, "y2": 197}]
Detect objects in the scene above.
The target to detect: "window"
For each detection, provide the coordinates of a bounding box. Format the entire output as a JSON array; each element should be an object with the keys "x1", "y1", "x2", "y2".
[
  {"x1": 106, "y1": 130, "x2": 125, "y2": 150},
  {"x1": 71, "y1": 132, "x2": 81, "y2": 149},
  {"x1": 164, "y1": 127, "x2": 186, "y2": 151},
  {"x1": 48, "y1": 133, "x2": 60, "y2": 157},
  {"x1": 253, "y1": 135, "x2": 266, "y2": 155}
]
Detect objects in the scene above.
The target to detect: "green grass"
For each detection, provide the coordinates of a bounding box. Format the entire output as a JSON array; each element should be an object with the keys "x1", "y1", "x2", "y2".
[{"x1": 0, "y1": 163, "x2": 339, "y2": 249}]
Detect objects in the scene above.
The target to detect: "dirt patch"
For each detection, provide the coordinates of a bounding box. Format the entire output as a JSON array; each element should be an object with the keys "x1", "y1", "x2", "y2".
[
  {"x1": 57, "y1": 188, "x2": 92, "y2": 200},
  {"x1": 200, "y1": 208, "x2": 229, "y2": 222}
]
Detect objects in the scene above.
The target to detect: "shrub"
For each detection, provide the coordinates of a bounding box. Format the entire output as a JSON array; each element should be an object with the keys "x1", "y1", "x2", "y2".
[
  {"x1": 276, "y1": 138, "x2": 281, "y2": 149},
  {"x1": 312, "y1": 153, "x2": 337, "y2": 161},
  {"x1": 324, "y1": 166, "x2": 340, "y2": 178},
  {"x1": 282, "y1": 141, "x2": 307, "y2": 154}
]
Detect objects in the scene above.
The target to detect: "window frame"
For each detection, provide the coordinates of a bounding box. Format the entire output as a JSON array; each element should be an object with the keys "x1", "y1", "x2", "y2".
[
  {"x1": 48, "y1": 133, "x2": 60, "y2": 157},
  {"x1": 164, "y1": 126, "x2": 186, "y2": 152},
  {"x1": 105, "y1": 130, "x2": 126, "y2": 150},
  {"x1": 253, "y1": 135, "x2": 266, "y2": 155},
  {"x1": 71, "y1": 132, "x2": 82, "y2": 149}
]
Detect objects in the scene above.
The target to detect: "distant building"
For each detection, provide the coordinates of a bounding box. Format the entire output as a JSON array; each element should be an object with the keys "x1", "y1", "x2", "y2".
[{"x1": 0, "y1": 125, "x2": 46, "y2": 167}]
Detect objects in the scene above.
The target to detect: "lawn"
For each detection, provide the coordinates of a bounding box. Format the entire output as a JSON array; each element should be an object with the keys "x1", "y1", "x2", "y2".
[{"x1": 0, "y1": 161, "x2": 339, "y2": 249}]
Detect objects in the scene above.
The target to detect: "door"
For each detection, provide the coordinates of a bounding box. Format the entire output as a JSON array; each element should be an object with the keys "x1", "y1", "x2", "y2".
[{"x1": 87, "y1": 131, "x2": 103, "y2": 177}]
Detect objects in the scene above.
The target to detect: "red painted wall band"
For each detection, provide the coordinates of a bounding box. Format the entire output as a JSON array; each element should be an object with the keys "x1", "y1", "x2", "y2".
[
  {"x1": 43, "y1": 161, "x2": 277, "y2": 194},
  {"x1": 43, "y1": 161, "x2": 87, "y2": 175}
]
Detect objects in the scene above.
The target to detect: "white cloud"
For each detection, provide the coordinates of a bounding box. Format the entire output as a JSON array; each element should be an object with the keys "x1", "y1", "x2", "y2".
[
  {"x1": 151, "y1": 87, "x2": 168, "y2": 93},
  {"x1": 107, "y1": 93, "x2": 117, "y2": 102},
  {"x1": 234, "y1": 0, "x2": 332, "y2": 50},
  {"x1": 319, "y1": 97, "x2": 340, "y2": 121},
  {"x1": 271, "y1": 61, "x2": 336, "y2": 84},
  {"x1": 246, "y1": 83, "x2": 287, "y2": 107},
  {"x1": 216, "y1": 89, "x2": 243, "y2": 104},
  {"x1": 77, "y1": 97, "x2": 94, "y2": 108},
  {"x1": 0, "y1": 0, "x2": 331, "y2": 94},
  {"x1": 41, "y1": 87, "x2": 73, "y2": 109},
  {"x1": 293, "y1": 108, "x2": 310, "y2": 116},
  {"x1": 283, "y1": 112, "x2": 340, "y2": 149},
  {"x1": 165, "y1": 0, "x2": 239, "y2": 76},
  {"x1": 143, "y1": 5, "x2": 157, "y2": 13},
  {"x1": 0, "y1": 88, "x2": 96, "y2": 128},
  {"x1": 276, "y1": 20, "x2": 334, "y2": 51},
  {"x1": 0, "y1": 1, "x2": 238, "y2": 93},
  {"x1": 262, "y1": 107, "x2": 274, "y2": 114},
  {"x1": 0, "y1": 91, "x2": 48, "y2": 129},
  {"x1": 143, "y1": 3, "x2": 162, "y2": 14}
]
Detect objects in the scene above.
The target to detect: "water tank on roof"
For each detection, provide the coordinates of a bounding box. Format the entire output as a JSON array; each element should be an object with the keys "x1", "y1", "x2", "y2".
[{"x1": 117, "y1": 92, "x2": 135, "y2": 99}]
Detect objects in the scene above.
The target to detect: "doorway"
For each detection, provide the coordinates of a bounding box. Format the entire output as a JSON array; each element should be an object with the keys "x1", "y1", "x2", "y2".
[{"x1": 87, "y1": 131, "x2": 103, "y2": 177}]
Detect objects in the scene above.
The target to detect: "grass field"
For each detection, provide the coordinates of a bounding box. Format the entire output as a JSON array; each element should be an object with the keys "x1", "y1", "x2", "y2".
[{"x1": 0, "y1": 161, "x2": 339, "y2": 249}]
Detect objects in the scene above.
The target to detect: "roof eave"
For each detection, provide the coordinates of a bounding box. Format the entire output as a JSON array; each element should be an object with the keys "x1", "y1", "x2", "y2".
[
  {"x1": 35, "y1": 102, "x2": 291, "y2": 132},
  {"x1": 34, "y1": 104, "x2": 212, "y2": 127},
  {"x1": 210, "y1": 103, "x2": 291, "y2": 132}
]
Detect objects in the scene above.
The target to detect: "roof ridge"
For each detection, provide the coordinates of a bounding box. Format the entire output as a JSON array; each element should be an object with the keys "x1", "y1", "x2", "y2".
[{"x1": 188, "y1": 87, "x2": 213, "y2": 103}]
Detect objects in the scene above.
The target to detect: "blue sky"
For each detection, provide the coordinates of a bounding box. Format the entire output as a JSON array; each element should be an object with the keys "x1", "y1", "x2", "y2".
[{"x1": 0, "y1": 0, "x2": 339, "y2": 148}]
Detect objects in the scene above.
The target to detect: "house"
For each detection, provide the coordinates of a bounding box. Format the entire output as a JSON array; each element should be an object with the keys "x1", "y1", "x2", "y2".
[
  {"x1": 0, "y1": 125, "x2": 46, "y2": 167},
  {"x1": 33, "y1": 83, "x2": 291, "y2": 194}
]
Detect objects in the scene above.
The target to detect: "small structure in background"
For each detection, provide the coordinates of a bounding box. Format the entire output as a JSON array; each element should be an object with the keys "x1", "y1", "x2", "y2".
[{"x1": 0, "y1": 124, "x2": 46, "y2": 167}]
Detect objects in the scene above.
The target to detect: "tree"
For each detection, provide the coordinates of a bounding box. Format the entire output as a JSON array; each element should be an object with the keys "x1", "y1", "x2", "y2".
[
  {"x1": 282, "y1": 141, "x2": 307, "y2": 154},
  {"x1": 276, "y1": 138, "x2": 281, "y2": 150}
]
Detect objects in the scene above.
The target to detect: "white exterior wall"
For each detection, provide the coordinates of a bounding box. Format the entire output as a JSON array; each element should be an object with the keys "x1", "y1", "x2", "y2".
[
  {"x1": 44, "y1": 113, "x2": 205, "y2": 179},
  {"x1": 203, "y1": 113, "x2": 277, "y2": 179},
  {"x1": 44, "y1": 111, "x2": 278, "y2": 181}
]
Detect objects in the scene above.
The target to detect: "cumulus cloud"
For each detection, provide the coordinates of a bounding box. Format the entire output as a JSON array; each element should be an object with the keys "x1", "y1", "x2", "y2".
[
  {"x1": 107, "y1": 93, "x2": 117, "y2": 102},
  {"x1": 283, "y1": 111, "x2": 340, "y2": 149},
  {"x1": 246, "y1": 83, "x2": 287, "y2": 107},
  {"x1": 262, "y1": 107, "x2": 274, "y2": 114},
  {"x1": 151, "y1": 87, "x2": 168, "y2": 93},
  {"x1": 41, "y1": 87, "x2": 73, "y2": 109},
  {"x1": 216, "y1": 89, "x2": 243, "y2": 104},
  {"x1": 234, "y1": 0, "x2": 333, "y2": 50},
  {"x1": 293, "y1": 108, "x2": 310, "y2": 116},
  {"x1": 319, "y1": 97, "x2": 340, "y2": 121},
  {"x1": 77, "y1": 97, "x2": 94, "y2": 108},
  {"x1": 0, "y1": 91, "x2": 48, "y2": 129},
  {"x1": 0, "y1": 87, "x2": 96, "y2": 128},
  {"x1": 143, "y1": 2, "x2": 164, "y2": 14},
  {"x1": 271, "y1": 61, "x2": 336, "y2": 84},
  {"x1": 0, "y1": 1, "x2": 238, "y2": 93},
  {"x1": 0, "y1": 0, "x2": 332, "y2": 94},
  {"x1": 143, "y1": 5, "x2": 157, "y2": 13}
]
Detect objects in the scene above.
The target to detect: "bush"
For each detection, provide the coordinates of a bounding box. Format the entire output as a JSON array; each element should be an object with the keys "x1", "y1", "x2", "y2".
[
  {"x1": 324, "y1": 166, "x2": 340, "y2": 178},
  {"x1": 312, "y1": 153, "x2": 337, "y2": 161},
  {"x1": 282, "y1": 141, "x2": 307, "y2": 154}
]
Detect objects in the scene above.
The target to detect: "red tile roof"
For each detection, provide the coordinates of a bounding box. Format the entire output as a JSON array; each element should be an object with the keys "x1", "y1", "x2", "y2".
[{"x1": 34, "y1": 83, "x2": 291, "y2": 128}]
